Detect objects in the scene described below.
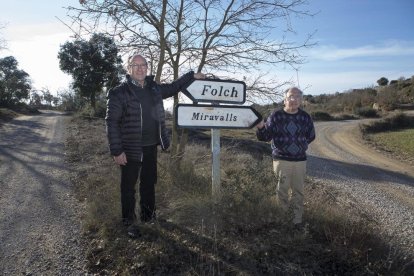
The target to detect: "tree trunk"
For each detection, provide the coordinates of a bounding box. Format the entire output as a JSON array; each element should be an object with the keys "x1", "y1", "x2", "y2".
[
  {"x1": 90, "y1": 92, "x2": 96, "y2": 111},
  {"x1": 170, "y1": 94, "x2": 189, "y2": 163},
  {"x1": 171, "y1": 94, "x2": 179, "y2": 156}
]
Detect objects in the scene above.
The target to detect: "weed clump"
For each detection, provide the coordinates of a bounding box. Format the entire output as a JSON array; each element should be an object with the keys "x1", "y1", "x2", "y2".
[{"x1": 360, "y1": 112, "x2": 414, "y2": 134}]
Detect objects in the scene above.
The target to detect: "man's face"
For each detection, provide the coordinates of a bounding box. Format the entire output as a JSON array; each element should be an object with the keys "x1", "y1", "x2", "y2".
[
  {"x1": 284, "y1": 89, "x2": 302, "y2": 112},
  {"x1": 128, "y1": 56, "x2": 148, "y2": 83}
]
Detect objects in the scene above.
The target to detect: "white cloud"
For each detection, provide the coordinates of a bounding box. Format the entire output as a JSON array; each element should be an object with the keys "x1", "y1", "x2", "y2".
[
  {"x1": 298, "y1": 71, "x2": 376, "y2": 94},
  {"x1": 1, "y1": 22, "x2": 74, "y2": 93},
  {"x1": 297, "y1": 69, "x2": 413, "y2": 95},
  {"x1": 308, "y1": 41, "x2": 414, "y2": 61},
  {"x1": 4, "y1": 21, "x2": 70, "y2": 40}
]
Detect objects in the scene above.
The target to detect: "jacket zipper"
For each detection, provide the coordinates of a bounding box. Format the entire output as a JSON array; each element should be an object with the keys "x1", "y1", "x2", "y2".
[
  {"x1": 155, "y1": 87, "x2": 165, "y2": 149},
  {"x1": 139, "y1": 103, "x2": 144, "y2": 162}
]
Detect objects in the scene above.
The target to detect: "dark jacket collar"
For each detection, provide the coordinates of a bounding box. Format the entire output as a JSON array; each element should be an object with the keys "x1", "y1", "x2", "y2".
[{"x1": 126, "y1": 74, "x2": 155, "y2": 88}]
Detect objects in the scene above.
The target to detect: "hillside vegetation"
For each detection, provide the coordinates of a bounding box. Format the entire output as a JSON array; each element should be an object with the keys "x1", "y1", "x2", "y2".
[
  {"x1": 253, "y1": 75, "x2": 414, "y2": 121},
  {"x1": 304, "y1": 76, "x2": 414, "y2": 116}
]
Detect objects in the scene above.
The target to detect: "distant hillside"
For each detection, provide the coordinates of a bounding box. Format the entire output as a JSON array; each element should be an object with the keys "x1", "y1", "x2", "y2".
[{"x1": 255, "y1": 75, "x2": 414, "y2": 120}]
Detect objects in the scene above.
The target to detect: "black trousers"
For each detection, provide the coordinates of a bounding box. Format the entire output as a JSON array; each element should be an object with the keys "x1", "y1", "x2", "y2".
[{"x1": 120, "y1": 145, "x2": 157, "y2": 223}]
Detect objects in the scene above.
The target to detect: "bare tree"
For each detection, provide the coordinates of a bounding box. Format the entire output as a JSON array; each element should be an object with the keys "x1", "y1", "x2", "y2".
[{"x1": 64, "y1": 0, "x2": 315, "y2": 155}]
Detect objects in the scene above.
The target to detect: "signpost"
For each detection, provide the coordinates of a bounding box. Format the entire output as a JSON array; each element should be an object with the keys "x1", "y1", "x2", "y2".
[
  {"x1": 175, "y1": 104, "x2": 262, "y2": 129},
  {"x1": 181, "y1": 79, "x2": 246, "y2": 104},
  {"x1": 178, "y1": 78, "x2": 261, "y2": 198}
]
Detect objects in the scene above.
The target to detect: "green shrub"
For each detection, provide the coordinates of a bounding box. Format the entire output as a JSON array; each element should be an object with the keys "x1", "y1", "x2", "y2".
[
  {"x1": 354, "y1": 107, "x2": 378, "y2": 118},
  {"x1": 93, "y1": 101, "x2": 107, "y2": 118},
  {"x1": 77, "y1": 102, "x2": 107, "y2": 119},
  {"x1": 334, "y1": 113, "x2": 358, "y2": 120},
  {"x1": 311, "y1": 111, "x2": 333, "y2": 121},
  {"x1": 360, "y1": 112, "x2": 414, "y2": 133}
]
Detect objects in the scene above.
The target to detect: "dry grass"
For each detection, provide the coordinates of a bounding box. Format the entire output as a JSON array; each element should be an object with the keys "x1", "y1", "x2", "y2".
[
  {"x1": 361, "y1": 112, "x2": 414, "y2": 165},
  {"x1": 366, "y1": 129, "x2": 414, "y2": 165},
  {"x1": 0, "y1": 108, "x2": 20, "y2": 124},
  {"x1": 64, "y1": 115, "x2": 413, "y2": 275}
]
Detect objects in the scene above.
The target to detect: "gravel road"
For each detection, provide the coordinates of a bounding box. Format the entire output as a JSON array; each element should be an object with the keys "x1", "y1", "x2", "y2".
[
  {"x1": 308, "y1": 119, "x2": 414, "y2": 259},
  {"x1": 0, "y1": 110, "x2": 87, "y2": 275}
]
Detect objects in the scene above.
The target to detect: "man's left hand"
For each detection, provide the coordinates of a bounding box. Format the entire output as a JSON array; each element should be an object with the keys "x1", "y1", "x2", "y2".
[{"x1": 194, "y1": 72, "x2": 206, "y2": 79}]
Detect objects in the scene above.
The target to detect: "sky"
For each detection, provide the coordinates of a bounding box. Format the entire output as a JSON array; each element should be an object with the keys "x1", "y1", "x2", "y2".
[{"x1": 0, "y1": 0, "x2": 413, "y2": 97}]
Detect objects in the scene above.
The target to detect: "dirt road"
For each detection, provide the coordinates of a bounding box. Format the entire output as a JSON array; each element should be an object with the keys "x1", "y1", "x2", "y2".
[
  {"x1": 310, "y1": 119, "x2": 414, "y2": 177},
  {"x1": 0, "y1": 110, "x2": 86, "y2": 275},
  {"x1": 308, "y1": 119, "x2": 414, "y2": 255}
]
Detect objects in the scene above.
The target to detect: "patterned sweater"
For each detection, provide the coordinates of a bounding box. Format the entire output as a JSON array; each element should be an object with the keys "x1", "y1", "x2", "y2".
[{"x1": 256, "y1": 108, "x2": 315, "y2": 161}]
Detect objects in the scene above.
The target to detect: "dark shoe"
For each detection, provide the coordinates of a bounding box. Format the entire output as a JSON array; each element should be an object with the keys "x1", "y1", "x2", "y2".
[
  {"x1": 141, "y1": 212, "x2": 157, "y2": 224},
  {"x1": 148, "y1": 218, "x2": 158, "y2": 225},
  {"x1": 293, "y1": 222, "x2": 304, "y2": 232},
  {"x1": 141, "y1": 217, "x2": 157, "y2": 226},
  {"x1": 122, "y1": 218, "x2": 133, "y2": 226},
  {"x1": 141, "y1": 212, "x2": 156, "y2": 223},
  {"x1": 127, "y1": 224, "x2": 141, "y2": 239}
]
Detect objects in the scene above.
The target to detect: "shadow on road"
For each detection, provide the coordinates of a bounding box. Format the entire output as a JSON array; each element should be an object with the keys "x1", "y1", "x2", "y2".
[{"x1": 307, "y1": 154, "x2": 414, "y2": 187}]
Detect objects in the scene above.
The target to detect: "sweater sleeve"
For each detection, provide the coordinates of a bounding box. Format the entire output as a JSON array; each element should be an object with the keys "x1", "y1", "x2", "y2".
[
  {"x1": 307, "y1": 115, "x2": 316, "y2": 144},
  {"x1": 256, "y1": 115, "x2": 275, "y2": 142}
]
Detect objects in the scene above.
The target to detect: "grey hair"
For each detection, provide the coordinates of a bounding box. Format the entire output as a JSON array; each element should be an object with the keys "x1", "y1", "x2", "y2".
[
  {"x1": 127, "y1": 54, "x2": 147, "y2": 66},
  {"x1": 284, "y1": 87, "x2": 303, "y2": 98}
]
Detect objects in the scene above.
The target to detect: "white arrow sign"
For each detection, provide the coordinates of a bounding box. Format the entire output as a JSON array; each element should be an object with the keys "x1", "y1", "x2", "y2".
[
  {"x1": 182, "y1": 79, "x2": 246, "y2": 104},
  {"x1": 175, "y1": 104, "x2": 262, "y2": 129}
]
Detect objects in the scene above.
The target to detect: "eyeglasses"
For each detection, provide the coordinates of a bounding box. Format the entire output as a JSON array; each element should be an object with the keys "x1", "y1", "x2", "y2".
[
  {"x1": 129, "y1": 63, "x2": 148, "y2": 69},
  {"x1": 286, "y1": 95, "x2": 302, "y2": 101}
]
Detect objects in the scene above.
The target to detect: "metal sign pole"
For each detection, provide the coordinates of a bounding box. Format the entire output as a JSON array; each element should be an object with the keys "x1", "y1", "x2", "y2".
[{"x1": 211, "y1": 128, "x2": 221, "y2": 198}]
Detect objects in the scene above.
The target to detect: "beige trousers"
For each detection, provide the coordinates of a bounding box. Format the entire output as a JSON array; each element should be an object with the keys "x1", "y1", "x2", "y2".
[{"x1": 273, "y1": 160, "x2": 306, "y2": 224}]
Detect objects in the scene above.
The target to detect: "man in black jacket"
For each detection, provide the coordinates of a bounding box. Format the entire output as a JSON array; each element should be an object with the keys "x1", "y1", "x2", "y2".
[{"x1": 105, "y1": 54, "x2": 205, "y2": 238}]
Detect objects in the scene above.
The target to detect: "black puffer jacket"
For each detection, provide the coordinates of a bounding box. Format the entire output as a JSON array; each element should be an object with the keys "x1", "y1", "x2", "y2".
[{"x1": 105, "y1": 72, "x2": 195, "y2": 162}]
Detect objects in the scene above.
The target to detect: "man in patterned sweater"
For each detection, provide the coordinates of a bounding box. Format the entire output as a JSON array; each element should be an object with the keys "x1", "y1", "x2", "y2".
[{"x1": 256, "y1": 87, "x2": 315, "y2": 229}]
